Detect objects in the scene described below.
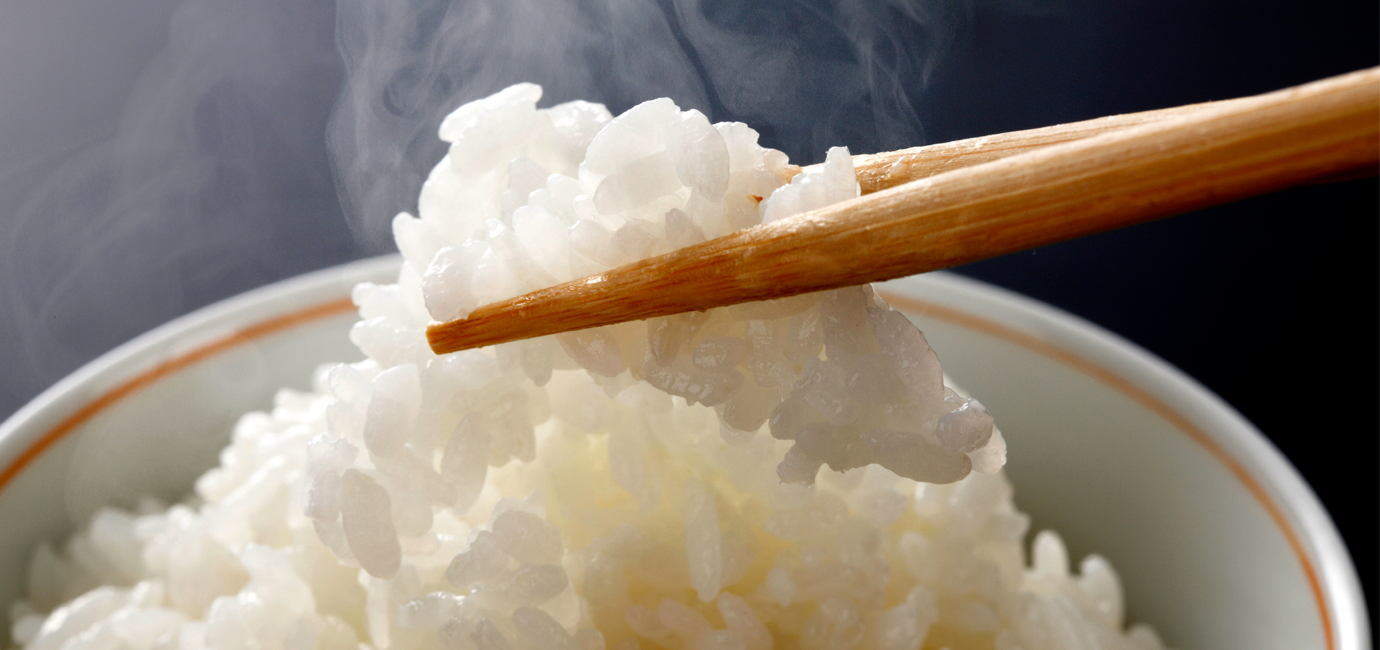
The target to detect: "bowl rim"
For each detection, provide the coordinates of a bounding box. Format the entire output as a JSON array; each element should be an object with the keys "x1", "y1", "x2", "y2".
[{"x1": 0, "y1": 257, "x2": 1366, "y2": 649}]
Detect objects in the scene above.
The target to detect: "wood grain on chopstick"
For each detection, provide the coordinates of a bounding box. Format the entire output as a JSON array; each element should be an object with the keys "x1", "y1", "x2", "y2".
[
  {"x1": 790, "y1": 96, "x2": 1264, "y2": 194},
  {"x1": 428, "y1": 67, "x2": 1380, "y2": 355}
]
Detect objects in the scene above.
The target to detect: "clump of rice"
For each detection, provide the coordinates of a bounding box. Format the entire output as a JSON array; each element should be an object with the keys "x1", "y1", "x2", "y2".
[{"x1": 9, "y1": 85, "x2": 1170, "y2": 650}]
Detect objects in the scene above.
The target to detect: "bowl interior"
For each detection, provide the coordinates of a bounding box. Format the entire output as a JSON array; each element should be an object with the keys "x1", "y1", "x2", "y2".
[{"x1": 0, "y1": 258, "x2": 1360, "y2": 649}]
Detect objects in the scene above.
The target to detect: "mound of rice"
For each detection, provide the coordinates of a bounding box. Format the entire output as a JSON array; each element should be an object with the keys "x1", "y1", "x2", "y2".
[{"x1": 9, "y1": 85, "x2": 1170, "y2": 650}]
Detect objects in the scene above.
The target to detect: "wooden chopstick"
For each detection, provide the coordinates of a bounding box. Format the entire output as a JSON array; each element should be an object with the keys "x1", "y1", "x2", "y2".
[{"x1": 428, "y1": 67, "x2": 1379, "y2": 355}]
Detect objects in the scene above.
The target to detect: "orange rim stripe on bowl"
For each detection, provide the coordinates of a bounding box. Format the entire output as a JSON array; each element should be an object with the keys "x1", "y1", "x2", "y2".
[
  {"x1": 877, "y1": 290, "x2": 1334, "y2": 650},
  {"x1": 0, "y1": 297, "x2": 356, "y2": 493},
  {"x1": 0, "y1": 290, "x2": 1334, "y2": 648}
]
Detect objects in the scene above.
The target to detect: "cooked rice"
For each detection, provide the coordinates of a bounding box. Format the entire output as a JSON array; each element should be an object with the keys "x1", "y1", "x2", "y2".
[{"x1": 9, "y1": 84, "x2": 1169, "y2": 650}]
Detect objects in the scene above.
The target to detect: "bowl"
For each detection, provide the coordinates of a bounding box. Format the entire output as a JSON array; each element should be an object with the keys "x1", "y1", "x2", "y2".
[{"x1": 0, "y1": 256, "x2": 1365, "y2": 649}]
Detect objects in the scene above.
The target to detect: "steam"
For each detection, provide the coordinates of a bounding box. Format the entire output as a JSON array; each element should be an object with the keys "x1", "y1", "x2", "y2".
[
  {"x1": 0, "y1": 0, "x2": 345, "y2": 420},
  {"x1": 329, "y1": 0, "x2": 994, "y2": 255},
  {"x1": 329, "y1": 0, "x2": 711, "y2": 253}
]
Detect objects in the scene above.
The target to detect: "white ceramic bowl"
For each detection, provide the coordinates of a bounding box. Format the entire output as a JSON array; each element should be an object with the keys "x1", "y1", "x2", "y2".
[{"x1": 0, "y1": 257, "x2": 1365, "y2": 649}]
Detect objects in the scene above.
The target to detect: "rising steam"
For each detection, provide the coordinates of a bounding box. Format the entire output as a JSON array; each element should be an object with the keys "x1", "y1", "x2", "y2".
[
  {"x1": 328, "y1": 0, "x2": 1008, "y2": 255},
  {"x1": 0, "y1": 0, "x2": 346, "y2": 420}
]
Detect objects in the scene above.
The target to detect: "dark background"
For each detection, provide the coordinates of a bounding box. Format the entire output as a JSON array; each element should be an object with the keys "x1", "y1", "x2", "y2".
[{"x1": 0, "y1": 0, "x2": 1373, "y2": 636}]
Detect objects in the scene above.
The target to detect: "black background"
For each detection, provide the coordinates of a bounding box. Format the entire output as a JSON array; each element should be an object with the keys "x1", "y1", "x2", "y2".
[{"x1": 0, "y1": 0, "x2": 1373, "y2": 636}]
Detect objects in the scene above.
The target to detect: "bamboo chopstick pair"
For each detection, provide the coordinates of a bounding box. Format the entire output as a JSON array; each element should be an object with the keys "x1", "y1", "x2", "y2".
[{"x1": 427, "y1": 67, "x2": 1380, "y2": 355}]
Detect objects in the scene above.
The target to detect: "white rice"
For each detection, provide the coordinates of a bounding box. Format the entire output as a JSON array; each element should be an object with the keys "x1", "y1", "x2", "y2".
[{"x1": 9, "y1": 85, "x2": 1170, "y2": 650}]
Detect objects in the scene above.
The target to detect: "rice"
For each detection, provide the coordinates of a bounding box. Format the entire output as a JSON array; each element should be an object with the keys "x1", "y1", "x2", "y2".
[{"x1": 8, "y1": 85, "x2": 1170, "y2": 650}]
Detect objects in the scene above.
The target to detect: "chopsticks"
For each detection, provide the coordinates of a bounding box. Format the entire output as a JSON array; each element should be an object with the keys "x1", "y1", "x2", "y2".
[{"x1": 427, "y1": 67, "x2": 1379, "y2": 355}]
